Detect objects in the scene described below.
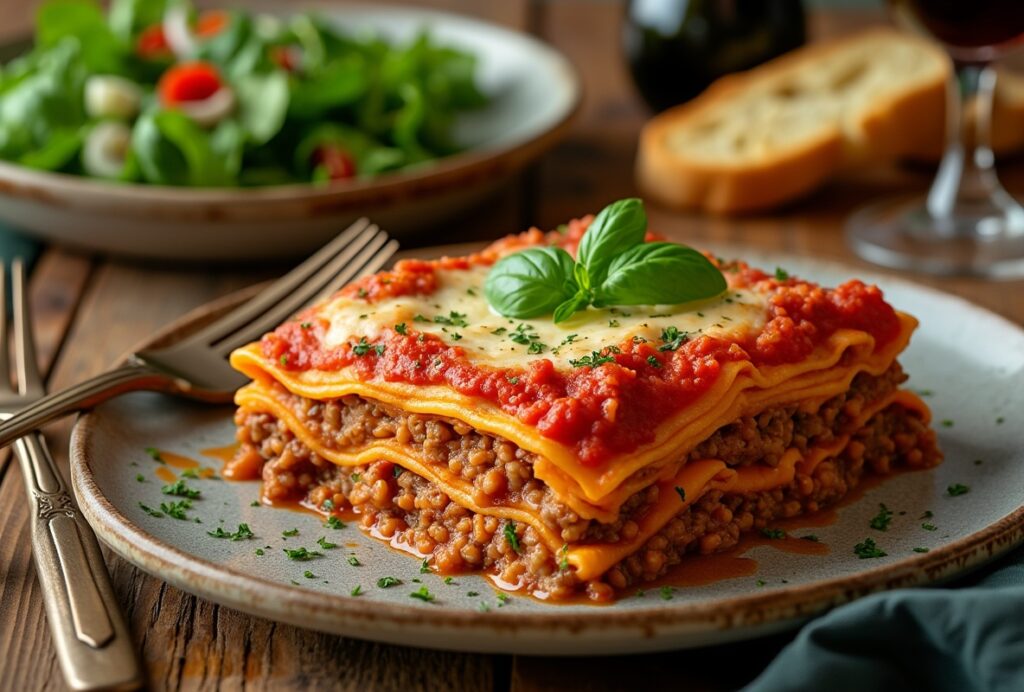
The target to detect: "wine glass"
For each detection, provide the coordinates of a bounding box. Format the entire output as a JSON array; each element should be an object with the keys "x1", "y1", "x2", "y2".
[{"x1": 845, "y1": 0, "x2": 1024, "y2": 278}]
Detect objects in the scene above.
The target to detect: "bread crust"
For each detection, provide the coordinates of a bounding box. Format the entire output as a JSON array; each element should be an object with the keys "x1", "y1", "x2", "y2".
[{"x1": 636, "y1": 29, "x2": 952, "y2": 215}]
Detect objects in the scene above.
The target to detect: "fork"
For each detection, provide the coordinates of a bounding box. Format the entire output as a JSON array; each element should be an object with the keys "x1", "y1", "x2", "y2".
[
  {"x1": 0, "y1": 218, "x2": 397, "y2": 449},
  {"x1": 1, "y1": 259, "x2": 143, "y2": 690}
]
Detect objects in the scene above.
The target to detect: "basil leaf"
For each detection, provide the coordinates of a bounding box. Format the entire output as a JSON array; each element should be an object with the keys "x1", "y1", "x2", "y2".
[
  {"x1": 235, "y1": 70, "x2": 289, "y2": 145},
  {"x1": 594, "y1": 242, "x2": 726, "y2": 307},
  {"x1": 553, "y1": 290, "x2": 589, "y2": 324},
  {"x1": 576, "y1": 198, "x2": 647, "y2": 286},
  {"x1": 484, "y1": 247, "x2": 577, "y2": 319}
]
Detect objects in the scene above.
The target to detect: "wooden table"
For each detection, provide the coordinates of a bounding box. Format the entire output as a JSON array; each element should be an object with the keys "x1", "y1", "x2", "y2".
[{"x1": 1, "y1": 2, "x2": 1022, "y2": 690}]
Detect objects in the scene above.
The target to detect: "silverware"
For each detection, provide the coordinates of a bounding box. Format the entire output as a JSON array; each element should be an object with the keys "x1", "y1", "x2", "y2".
[
  {"x1": 0, "y1": 219, "x2": 397, "y2": 448},
  {"x1": 1, "y1": 260, "x2": 143, "y2": 691}
]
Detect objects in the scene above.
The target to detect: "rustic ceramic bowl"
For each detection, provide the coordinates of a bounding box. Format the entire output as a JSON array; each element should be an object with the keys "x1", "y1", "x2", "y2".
[{"x1": 0, "y1": 4, "x2": 581, "y2": 260}]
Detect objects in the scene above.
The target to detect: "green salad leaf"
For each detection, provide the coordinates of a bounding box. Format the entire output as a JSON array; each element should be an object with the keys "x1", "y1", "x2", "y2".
[{"x1": 485, "y1": 199, "x2": 726, "y2": 323}]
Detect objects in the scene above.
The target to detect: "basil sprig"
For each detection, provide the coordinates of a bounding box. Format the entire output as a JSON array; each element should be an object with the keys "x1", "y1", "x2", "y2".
[{"x1": 484, "y1": 198, "x2": 726, "y2": 322}]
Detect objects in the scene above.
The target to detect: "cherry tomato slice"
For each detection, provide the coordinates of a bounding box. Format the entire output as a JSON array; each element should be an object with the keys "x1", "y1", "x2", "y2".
[
  {"x1": 158, "y1": 61, "x2": 223, "y2": 105},
  {"x1": 313, "y1": 145, "x2": 357, "y2": 180}
]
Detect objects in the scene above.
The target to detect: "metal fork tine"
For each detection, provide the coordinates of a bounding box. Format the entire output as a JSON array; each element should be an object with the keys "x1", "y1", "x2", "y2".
[
  {"x1": 310, "y1": 238, "x2": 400, "y2": 305},
  {"x1": 184, "y1": 218, "x2": 373, "y2": 348},
  {"x1": 212, "y1": 230, "x2": 396, "y2": 356},
  {"x1": 0, "y1": 264, "x2": 11, "y2": 394},
  {"x1": 12, "y1": 259, "x2": 42, "y2": 395}
]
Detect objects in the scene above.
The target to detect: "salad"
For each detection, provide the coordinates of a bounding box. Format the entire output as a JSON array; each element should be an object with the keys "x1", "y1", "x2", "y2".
[{"x1": 0, "y1": 0, "x2": 488, "y2": 187}]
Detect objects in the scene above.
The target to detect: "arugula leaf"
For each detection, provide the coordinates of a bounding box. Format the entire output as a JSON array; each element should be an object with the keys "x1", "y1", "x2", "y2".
[
  {"x1": 595, "y1": 242, "x2": 726, "y2": 307},
  {"x1": 19, "y1": 127, "x2": 82, "y2": 170},
  {"x1": 133, "y1": 110, "x2": 234, "y2": 186},
  {"x1": 36, "y1": 0, "x2": 125, "y2": 74},
  {"x1": 484, "y1": 246, "x2": 578, "y2": 319},
  {"x1": 289, "y1": 55, "x2": 368, "y2": 119},
  {"x1": 235, "y1": 70, "x2": 289, "y2": 145},
  {"x1": 576, "y1": 197, "x2": 647, "y2": 287},
  {"x1": 107, "y1": 0, "x2": 167, "y2": 42}
]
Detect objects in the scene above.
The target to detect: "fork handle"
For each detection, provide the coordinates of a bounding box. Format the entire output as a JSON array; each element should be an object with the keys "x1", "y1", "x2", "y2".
[
  {"x1": 16, "y1": 431, "x2": 143, "y2": 691},
  {"x1": 0, "y1": 363, "x2": 171, "y2": 449}
]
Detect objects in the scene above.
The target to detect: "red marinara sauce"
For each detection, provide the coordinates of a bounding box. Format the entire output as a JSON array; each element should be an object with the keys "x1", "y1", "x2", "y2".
[{"x1": 260, "y1": 225, "x2": 902, "y2": 467}]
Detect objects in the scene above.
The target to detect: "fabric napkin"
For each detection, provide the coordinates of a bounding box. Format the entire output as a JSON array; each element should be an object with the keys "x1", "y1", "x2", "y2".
[
  {"x1": 745, "y1": 547, "x2": 1024, "y2": 691},
  {"x1": 0, "y1": 224, "x2": 41, "y2": 269}
]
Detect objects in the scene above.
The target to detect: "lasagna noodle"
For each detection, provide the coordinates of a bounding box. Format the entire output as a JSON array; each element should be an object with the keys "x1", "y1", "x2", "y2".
[
  {"x1": 235, "y1": 377, "x2": 930, "y2": 579},
  {"x1": 230, "y1": 312, "x2": 916, "y2": 515}
]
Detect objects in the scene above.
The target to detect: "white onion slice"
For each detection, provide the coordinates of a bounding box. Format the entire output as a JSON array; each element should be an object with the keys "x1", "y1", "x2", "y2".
[
  {"x1": 162, "y1": 4, "x2": 197, "y2": 59},
  {"x1": 82, "y1": 121, "x2": 131, "y2": 179},
  {"x1": 175, "y1": 86, "x2": 235, "y2": 128},
  {"x1": 84, "y1": 75, "x2": 142, "y2": 120}
]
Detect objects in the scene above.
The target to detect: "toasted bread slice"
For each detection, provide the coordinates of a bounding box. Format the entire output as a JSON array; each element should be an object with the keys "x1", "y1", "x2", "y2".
[{"x1": 637, "y1": 29, "x2": 949, "y2": 214}]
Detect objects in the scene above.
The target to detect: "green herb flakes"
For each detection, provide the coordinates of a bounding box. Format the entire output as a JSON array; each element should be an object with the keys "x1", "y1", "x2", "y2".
[{"x1": 854, "y1": 537, "x2": 887, "y2": 559}]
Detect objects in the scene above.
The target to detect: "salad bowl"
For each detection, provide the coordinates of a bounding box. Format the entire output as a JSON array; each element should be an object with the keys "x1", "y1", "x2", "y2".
[{"x1": 0, "y1": 2, "x2": 580, "y2": 260}]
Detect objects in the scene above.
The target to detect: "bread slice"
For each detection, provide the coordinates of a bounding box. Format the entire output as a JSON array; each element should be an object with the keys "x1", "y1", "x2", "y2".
[{"x1": 637, "y1": 29, "x2": 950, "y2": 214}]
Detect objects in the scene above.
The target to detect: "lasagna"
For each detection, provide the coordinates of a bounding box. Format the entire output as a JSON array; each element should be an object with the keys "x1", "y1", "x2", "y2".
[{"x1": 227, "y1": 216, "x2": 940, "y2": 601}]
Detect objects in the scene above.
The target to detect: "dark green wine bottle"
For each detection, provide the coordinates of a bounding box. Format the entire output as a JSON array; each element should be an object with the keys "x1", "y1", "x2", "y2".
[{"x1": 623, "y1": 0, "x2": 807, "y2": 111}]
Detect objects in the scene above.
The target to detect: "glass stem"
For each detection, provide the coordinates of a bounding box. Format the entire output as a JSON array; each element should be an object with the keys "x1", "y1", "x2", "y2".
[{"x1": 926, "y1": 62, "x2": 1005, "y2": 234}]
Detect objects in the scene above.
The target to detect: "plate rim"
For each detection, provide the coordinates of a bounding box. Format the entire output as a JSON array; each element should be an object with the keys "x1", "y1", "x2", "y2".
[
  {"x1": 69, "y1": 250, "x2": 1024, "y2": 654},
  {"x1": 0, "y1": 3, "x2": 583, "y2": 209}
]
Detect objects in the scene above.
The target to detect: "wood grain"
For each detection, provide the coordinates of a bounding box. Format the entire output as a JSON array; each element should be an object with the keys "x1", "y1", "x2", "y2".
[{"x1": 1, "y1": 2, "x2": 1023, "y2": 691}]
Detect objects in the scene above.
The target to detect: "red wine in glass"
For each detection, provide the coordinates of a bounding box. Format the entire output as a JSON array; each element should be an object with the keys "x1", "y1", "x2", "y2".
[{"x1": 846, "y1": 0, "x2": 1024, "y2": 277}]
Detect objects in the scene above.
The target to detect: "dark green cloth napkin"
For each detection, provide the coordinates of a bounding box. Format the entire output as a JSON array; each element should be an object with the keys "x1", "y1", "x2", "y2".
[
  {"x1": 0, "y1": 224, "x2": 41, "y2": 269},
  {"x1": 745, "y1": 547, "x2": 1024, "y2": 691}
]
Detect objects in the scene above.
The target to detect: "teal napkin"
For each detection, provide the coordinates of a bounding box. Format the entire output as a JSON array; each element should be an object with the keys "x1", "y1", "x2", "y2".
[
  {"x1": 0, "y1": 225, "x2": 40, "y2": 269},
  {"x1": 745, "y1": 548, "x2": 1024, "y2": 691}
]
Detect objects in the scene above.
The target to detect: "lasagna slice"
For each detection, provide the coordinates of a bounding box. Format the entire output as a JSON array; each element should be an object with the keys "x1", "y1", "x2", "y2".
[{"x1": 227, "y1": 217, "x2": 940, "y2": 601}]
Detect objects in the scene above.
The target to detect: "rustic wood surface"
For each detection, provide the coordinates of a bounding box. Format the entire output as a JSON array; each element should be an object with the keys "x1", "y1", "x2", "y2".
[{"x1": 0, "y1": 2, "x2": 1022, "y2": 691}]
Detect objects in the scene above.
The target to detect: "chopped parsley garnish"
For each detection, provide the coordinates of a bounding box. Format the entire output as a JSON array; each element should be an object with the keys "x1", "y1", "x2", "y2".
[
  {"x1": 477, "y1": 602, "x2": 491, "y2": 612},
  {"x1": 647, "y1": 355, "x2": 662, "y2": 368},
  {"x1": 282, "y1": 528, "x2": 299, "y2": 538},
  {"x1": 145, "y1": 447, "x2": 164, "y2": 463},
  {"x1": 922, "y1": 523, "x2": 937, "y2": 531},
  {"x1": 467, "y1": 591, "x2": 480, "y2": 597},
  {"x1": 159, "y1": 500, "x2": 192, "y2": 520},
  {"x1": 658, "y1": 326, "x2": 688, "y2": 351},
  {"x1": 947, "y1": 483, "x2": 970, "y2": 496},
  {"x1": 996, "y1": 416, "x2": 1005, "y2": 424},
  {"x1": 135, "y1": 474, "x2": 145, "y2": 483},
  {"x1": 393, "y1": 465, "x2": 404, "y2": 479},
  {"x1": 283, "y1": 547, "x2": 322, "y2": 561},
  {"x1": 138, "y1": 502, "x2": 163, "y2": 518},
  {"x1": 559, "y1": 544, "x2": 570, "y2": 571},
  {"x1": 255, "y1": 548, "x2": 265, "y2": 556},
  {"x1": 801, "y1": 534, "x2": 820, "y2": 542},
  {"x1": 374, "y1": 344, "x2": 386, "y2": 356},
  {"x1": 913, "y1": 547, "x2": 930, "y2": 553},
  {"x1": 317, "y1": 536, "x2": 338, "y2": 550},
  {"x1": 506, "y1": 376, "x2": 520, "y2": 385},
  {"x1": 774, "y1": 267, "x2": 790, "y2": 281},
  {"x1": 350, "y1": 585, "x2": 363, "y2": 596},
  {"x1": 414, "y1": 314, "x2": 430, "y2": 323},
  {"x1": 300, "y1": 322, "x2": 312, "y2": 329},
  {"x1": 303, "y1": 570, "x2": 316, "y2": 579},
  {"x1": 161, "y1": 480, "x2": 201, "y2": 499},
  {"x1": 207, "y1": 523, "x2": 254, "y2": 541},
  {"x1": 504, "y1": 522, "x2": 521, "y2": 554},
  {"x1": 659, "y1": 586, "x2": 674, "y2": 601},
  {"x1": 326, "y1": 516, "x2": 345, "y2": 530},
  {"x1": 352, "y1": 337, "x2": 372, "y2": 355},
  {"x1": 279, "y1": 355, "x2": 289, "y2": 366},
  {"x1": 496, "y1": 593, "x2": 510, "y2": 606},
  {"x1": 941, "y1": 419, "x2": 954, "y2": 428},
  {"x1": 756, "y1": 579, "x2": 767, "y2": 587},
  {"x1": 357, "y1": 288, "x2": 368, "y2": 298},
  {"x1": 444, "y1": 576, "x2": 456, "y2": 585},
  {"x1": 350, "y1": 472, "x2": 362, "y2": 482},
  {"x1": 491, "y1": 327, "x2": 507, "y2": 335},
  {"x1": 321, "y1": 499, "x2": 335, "y2": 511},
  {"x1": 760, "y1": 528, "x2": 785, "y2": 540},
  {"x1": 569, "y1": 349, "x2": 618, "y2": 368},
  {"x1": 527, "y1": 341, "x2": 546, "y2": 354},
  {"x1": 920, "y1": 510, "x2": 933, "y2": 519},
  {"x1": 853, "y1": 537, "x2": 887, "y2": 559},
  {"x1": 250, "y1": 500, "x2": 260, "y2": 507},
  {"x1": 559, "y1": 334, "x2": 579, "y2": 346},
  {"x1": 674, "y1": 486, "x2": 686, "y2": 502},
  {"x1": 509, "y1": 323, "x2": 540, "y2": 345},
  {"x1": 395, "y1": 322, "x2": 407, "y2": 335},
  {"x1": 869, "y1": 503, "x2": 893, "y2": 531},
  {"x1": 409, "y1": 586, "x2": 435, "y2": 602},
  {"x1": 608, "y1": 318, "x2": 620, "y2": 328},
  {"x1": 376, "y1": 576, "x2": 401, "y2": 588},
  {"x1": 347, "y1": 556, "x2": 361, "y2": 566},
  {"x1": 420, "y1": 558, "x2": 432, "y2": 574}
]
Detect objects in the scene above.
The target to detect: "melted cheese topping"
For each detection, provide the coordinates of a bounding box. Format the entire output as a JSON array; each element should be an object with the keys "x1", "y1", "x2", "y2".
[{"x1": 320, "y1": 264, "x2": 767, "y2": 369}]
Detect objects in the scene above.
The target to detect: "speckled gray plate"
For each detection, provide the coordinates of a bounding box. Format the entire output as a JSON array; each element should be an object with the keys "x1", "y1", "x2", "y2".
[{"x1": 70, "y1": 253, "x2": 1024, "y2": 655}]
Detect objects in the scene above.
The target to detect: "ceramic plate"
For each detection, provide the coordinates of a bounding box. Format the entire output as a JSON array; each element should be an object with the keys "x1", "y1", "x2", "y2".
[
  {"x1": 0, "y1": 4, "x2": 580, "y2": 260},
  {"x1": 70, "y1": 252, "x2": 1024, "y2": 655}
]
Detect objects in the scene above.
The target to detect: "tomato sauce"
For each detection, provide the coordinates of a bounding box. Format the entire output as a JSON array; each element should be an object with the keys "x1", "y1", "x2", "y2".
[{"x1": 258, "y1": 222, "x2": 902, "y2": 468}]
